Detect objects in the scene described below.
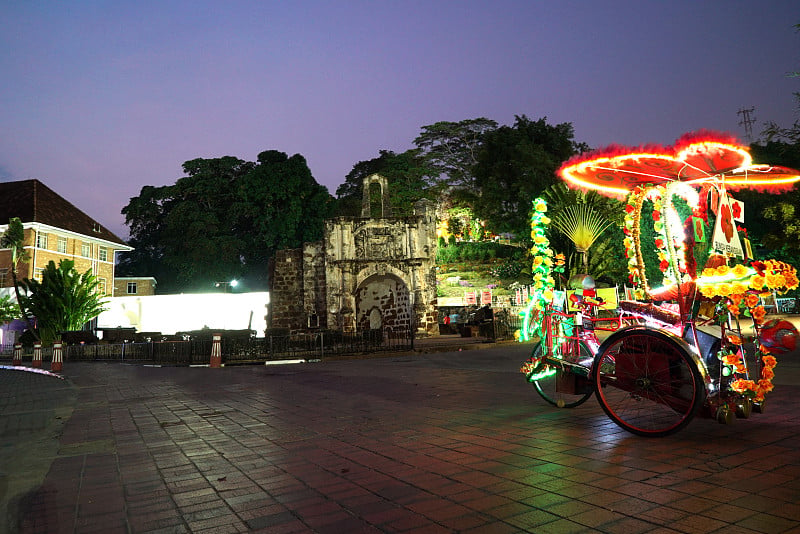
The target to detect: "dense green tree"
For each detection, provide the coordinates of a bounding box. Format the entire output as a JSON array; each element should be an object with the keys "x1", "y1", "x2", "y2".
[
  {"x1": 413, "y1": 118, "x2": 498, "y2": 196},
  {"x1": 335, "y1": 149, "x2": 437, "y2": 217},
  {"x1": 120, "y1": 151, "x2": 332, "y2": 293},
  {"x1": 235, "y1": 151, "x2": 334, "y2": 285},
  {"x1": 19, "y1": 260, "x2": 106, "y2": 345},
  {"x1": 471, "y1": 115, "x2": 588, "y2": 238}
]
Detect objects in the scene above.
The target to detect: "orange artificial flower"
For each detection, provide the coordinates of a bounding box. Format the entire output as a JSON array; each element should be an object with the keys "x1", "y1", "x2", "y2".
[
  {"x1": 752, "y1": 306, "x2": 766, "y2": 323},
  {"x1": 715, "y1": 265, "x2": 731, "y2": 276},
  {"x1": 726, "y1": 334, "x2": 743, "y2": 345},
  {"x1": 762, "y1": 355, "x2": 777, "y2": 368},
  {"x1": 761, "y1": 367, "x2": 775, "y2": 380},
  {"x1": 757, "y1": 378, "x2": 774, "y2": 394},
  {"x1": 745, "y1": 293, "x2": 760, "y2": 308},
  {"x1": 730, "y1": 379, "x2": 756, "y2": 393}
]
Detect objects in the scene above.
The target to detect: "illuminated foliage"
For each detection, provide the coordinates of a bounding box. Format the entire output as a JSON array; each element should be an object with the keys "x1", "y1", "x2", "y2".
[{"x1": 19, "y1": 260, "x2": 106, "y2": 345}]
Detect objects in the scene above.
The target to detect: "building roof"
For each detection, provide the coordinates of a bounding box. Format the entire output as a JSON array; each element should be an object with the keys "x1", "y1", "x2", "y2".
[{"x1": 0, "y1": 179, "x2": 128, "y2": 246}]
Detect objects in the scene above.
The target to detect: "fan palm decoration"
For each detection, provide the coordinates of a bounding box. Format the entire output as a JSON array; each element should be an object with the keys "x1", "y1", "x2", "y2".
[{"x1": 551, "y1": 203, "x2": 611, "y2": 275}]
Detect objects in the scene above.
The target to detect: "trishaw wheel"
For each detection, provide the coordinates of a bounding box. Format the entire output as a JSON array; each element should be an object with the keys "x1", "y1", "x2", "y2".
[
  {"x1": 593, "y1": 329, "x2": 704, "y2": 437},
  {"x1": 531, "y1": 342, "x2": 595, "y2": 409}
]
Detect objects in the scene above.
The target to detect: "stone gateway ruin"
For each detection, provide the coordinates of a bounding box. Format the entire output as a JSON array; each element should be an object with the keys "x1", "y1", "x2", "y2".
[{"x1": 269, "y1": 174, "x2": 438, "y2": 336}]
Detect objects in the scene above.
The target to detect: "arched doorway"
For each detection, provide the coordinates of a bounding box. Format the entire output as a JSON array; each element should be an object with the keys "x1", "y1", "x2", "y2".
[{"x1": 354, "y1": 274, "x2": 411, "y2": 333}]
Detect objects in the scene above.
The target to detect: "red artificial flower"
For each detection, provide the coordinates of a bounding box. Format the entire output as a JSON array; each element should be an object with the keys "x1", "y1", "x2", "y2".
[
  {"x1": 655, "y1": 238, "x2": 664, "y2": 248},
  {"x1": 652, "y1": 211, "x2": 661, "y2": 221},
  {"x1": 751, "y1": 261, "x2": 766, "y2": 275},
  {"x1": 659, "y1": 260, "x2": 669, "y2": 271},
  {"x1": 625, "y1": 204, "x2": 635, "y2": 213}
]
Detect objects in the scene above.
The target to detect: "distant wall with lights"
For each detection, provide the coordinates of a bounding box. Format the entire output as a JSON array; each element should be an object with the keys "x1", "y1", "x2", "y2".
[{"x1": 96, "y1": 292, "x2": 269, "y2": 336}]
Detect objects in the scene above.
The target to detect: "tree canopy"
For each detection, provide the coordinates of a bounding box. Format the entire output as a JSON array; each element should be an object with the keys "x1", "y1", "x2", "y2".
[
  {"x1": 335, "y1": 149, "x2": 437, "y2": 217},
  {"x1": 413, "y1": 118, "x2": 498, "y2": 196},
  {"x1": 471, "y1": 116, "x2": 588, "y2": 238},
  {"x1": 119, "y1": 151, "x2": 333, "y2": 293}
]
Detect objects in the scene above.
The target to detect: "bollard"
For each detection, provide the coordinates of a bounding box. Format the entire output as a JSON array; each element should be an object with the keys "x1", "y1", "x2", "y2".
[
  {"x1": 32, "y1": 342, "x2": 42, "y2": 368},
  {"x1": 12, "y1": 343, "x2": 22, "y2": 366},
  {"x1": 210, "y1": 333, "x2": 222, "y2": 368},
  {"x1": 51, "y1": 341, "x2": 63, "y2": 372}
]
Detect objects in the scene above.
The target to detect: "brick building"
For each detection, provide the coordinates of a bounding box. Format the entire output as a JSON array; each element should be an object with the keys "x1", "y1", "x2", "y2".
[
  {"x1": 113, "y1": 276, "x2": 157, "y2": 296},
  {"x1": 0, "y1": 179, "x2": 131, "y2": 296}
]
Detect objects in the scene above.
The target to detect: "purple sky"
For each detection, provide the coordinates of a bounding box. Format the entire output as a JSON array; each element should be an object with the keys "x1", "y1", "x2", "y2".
[{"x1": 2, "y1": 1, "x2": 798, "y2": 240}]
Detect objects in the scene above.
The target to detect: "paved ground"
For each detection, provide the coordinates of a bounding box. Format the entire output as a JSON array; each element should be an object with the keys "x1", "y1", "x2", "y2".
[{"x1": 2, "y1": 335, "x2": 800, "y2": 533}]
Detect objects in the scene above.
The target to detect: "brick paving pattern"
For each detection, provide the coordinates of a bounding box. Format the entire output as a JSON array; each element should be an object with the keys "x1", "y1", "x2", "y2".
[{"x1": 3, "y1": 341, "x2": 800, "y2": 533}]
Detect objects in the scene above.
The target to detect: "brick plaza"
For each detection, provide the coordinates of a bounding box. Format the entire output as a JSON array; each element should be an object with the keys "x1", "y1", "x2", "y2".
[{"x1": 2, "y1": 341, "x2": 800, "y2": 533}]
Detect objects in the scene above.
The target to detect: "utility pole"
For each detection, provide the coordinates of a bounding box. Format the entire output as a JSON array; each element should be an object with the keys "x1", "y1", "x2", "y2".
[{"x1": 737, "y1": 107, "x2": 756, "y2": 142}]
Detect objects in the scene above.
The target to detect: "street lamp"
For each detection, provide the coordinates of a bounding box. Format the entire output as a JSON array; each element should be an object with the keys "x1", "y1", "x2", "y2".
[{"x1": 214, "y1": 280, "x2": 239, "y2": 293}]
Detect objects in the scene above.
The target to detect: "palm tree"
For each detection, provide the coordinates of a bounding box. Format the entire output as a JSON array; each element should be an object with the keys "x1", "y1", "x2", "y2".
[
  {"x1": 20, "y1": 260, "x2": 106, "y2": 345},
  {"x1": 1, "y1": 218, "x2": 39, "y2": 340},
  {"x1": 551, "y1": 203, "x2": 612, "y2": 276}
]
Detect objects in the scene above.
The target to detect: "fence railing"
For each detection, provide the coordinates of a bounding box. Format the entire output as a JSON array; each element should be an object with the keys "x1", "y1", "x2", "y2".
[{"x1": 0, "y1": 327, "x2": 413, "y2": 366}]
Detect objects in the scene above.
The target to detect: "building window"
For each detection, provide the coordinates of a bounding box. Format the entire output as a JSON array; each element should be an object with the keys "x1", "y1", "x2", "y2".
[
  {"x1": 127, "y1": 282, "x2": 137, "y2": 294},
  {"x1": 36, "y1": 232, "x2": 48, "y2": 249},
  {"x1": 34, "y1": 268, "x2": 44, "y2": 281},
  {"x1": 99, "y1": 247, "x2": 108, "y2": 262},
  {"x1": 98, "y1": 278, "x2": 107, "y2": 295},
  {"x1": 81, "y1": 243, "x2": 91, "y2": 257},
  {"x1": 57, "y1": 236, "x2": 68, "y2": 253},
  {"x1": 0, "y1": 268, "x2": 7, "y2": 286}
]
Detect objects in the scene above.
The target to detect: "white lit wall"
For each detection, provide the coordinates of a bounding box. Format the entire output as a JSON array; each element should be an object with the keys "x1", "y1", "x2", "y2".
[{"x1": 96, "y1": 292, "x2": 270, "y2": 336}]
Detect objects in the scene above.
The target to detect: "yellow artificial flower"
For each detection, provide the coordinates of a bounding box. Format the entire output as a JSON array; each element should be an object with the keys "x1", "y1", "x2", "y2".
[
  {"x1": 732, "y1": 264, "x2": 749, "y2": 278},
  {"x1": 699, "y1": 285, "x2": 717, "y2": 298},
  {"x1": 730, "y1": 283, "x2": 747, "y2": 295},
  {"x1": 715, "y1": 265, "x2": 730, "y2": 276},
  {"x1": 716, "y1": 283, "x2": 732, "y2": 296},
  {"x1": 749, "y1": 275, "x2": 765, "y2": 290},
  {"x1": 535, "y1": 201, "x2": 547, "y2": 213},
  {"x1": 765, "y1": 274, "x2": 786, "y2": 289}
]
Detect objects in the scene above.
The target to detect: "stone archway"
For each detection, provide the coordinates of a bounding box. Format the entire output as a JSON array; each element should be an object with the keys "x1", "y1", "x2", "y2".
[{"x1": 354, "y1": 274, "x2": 410, "y2": 332}]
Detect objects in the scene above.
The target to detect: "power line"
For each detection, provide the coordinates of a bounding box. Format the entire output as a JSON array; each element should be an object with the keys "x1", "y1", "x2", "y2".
[{"x1": 737, "y1": 107, "x2": 756, "y2": 142}]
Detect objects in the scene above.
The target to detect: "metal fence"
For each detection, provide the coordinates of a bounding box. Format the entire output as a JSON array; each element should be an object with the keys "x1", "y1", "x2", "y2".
[{"x1": 1, "y1": 327, "x2": 414, "y2": 366}]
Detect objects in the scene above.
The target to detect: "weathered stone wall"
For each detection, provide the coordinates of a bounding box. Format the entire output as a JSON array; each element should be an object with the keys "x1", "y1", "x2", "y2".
[
  {"x1": 270, "y1": 177, "x2": 438, "y2": 336},
  {"x1": 269, "y1": 248, "x2": 305, "y2": 332}
]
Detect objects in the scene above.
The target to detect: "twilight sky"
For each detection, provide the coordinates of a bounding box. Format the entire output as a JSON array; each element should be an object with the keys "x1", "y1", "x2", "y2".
[{"x1": 2, "y1": 1, "x2": 798, "y2": 240}]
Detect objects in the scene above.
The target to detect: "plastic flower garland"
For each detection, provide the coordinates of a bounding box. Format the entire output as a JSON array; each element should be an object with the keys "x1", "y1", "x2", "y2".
[
  {"x1": 519, "y1": 198, "x2": 561, "y2": 381},
  {"x1": 623, "y1": 186, "x2": 647, "y2": 288},
  {"x1": 697, "y1": 260, "x2": 798, "y2": 401},
  {"x1": 624, "y1": 183, "x2": 699, "y2": 294},
  {"x1": 519, "y1": 198, "x2": 555, "y2": 342}
]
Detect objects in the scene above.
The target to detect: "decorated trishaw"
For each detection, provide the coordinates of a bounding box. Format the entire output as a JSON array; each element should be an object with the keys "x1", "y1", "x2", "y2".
[{"x1": 519, "y1": 131, "x2": 800, "y2": 436}]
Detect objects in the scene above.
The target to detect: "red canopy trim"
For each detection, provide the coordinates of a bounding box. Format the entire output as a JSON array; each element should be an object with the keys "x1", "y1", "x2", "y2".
[{"x1": 558, "y1": 131, "x2": 800, "y2": 199}]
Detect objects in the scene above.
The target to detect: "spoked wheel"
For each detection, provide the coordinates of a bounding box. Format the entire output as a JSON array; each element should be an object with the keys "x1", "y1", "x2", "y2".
[
  {"x1": 530, "y1": 342, "x2": 595, "y2": 408},
  {"x1": 593, "y1": 328, "x2": 704, "y2": 437}
]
